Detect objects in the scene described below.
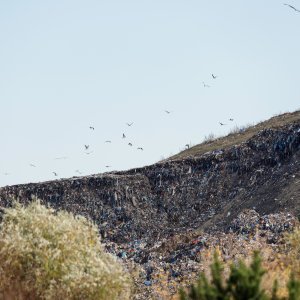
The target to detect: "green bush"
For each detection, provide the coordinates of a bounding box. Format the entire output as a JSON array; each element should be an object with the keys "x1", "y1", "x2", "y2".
[
  {"x1": 227, "y1": 252, "x2": 266, "y2": 299},
  {"x1": 287, "y1": 275, "x2": 300, "y2": 300},
  {"x1": 180, "y1": 252, "x2": 300, "y2": 300},
  {"x1": 0, "y1": 200, "x2": 131, "y2": 300}
]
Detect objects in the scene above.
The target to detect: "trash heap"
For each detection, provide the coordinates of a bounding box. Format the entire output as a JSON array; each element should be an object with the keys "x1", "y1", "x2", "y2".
[
  {"x1": 1, "y1": 120, "x2": 299, "y2": 244},
  {"x1": 0, "y1": 117, "x2": 300, "y2": 299},
  {"x1": 108, "y1": 210, "x2": 298, "y2": 299}
]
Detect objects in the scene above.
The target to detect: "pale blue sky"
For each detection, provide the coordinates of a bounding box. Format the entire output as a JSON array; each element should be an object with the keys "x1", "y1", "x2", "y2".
[{"x1": 0, "y1": 0, "x2": 299, "y2": 186}]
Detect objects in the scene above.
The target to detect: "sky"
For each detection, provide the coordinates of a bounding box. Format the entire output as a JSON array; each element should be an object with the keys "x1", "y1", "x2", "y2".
[{"x1": 0, "y1": 0, "x2": 299, "y2": 187}]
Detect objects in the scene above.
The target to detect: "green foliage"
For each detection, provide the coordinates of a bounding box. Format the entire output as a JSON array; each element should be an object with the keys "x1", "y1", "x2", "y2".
[
  {"x1": 227, "y1": 251, "x2": 267, "y2": 300},
  {"x1": 180, "y1": 252, "x2": 300, "y2": 300},
  {"x1": 179, "y1": 253, "x2": 229, "y2": 300},
  {"x1": 179, "y1": 253, "x2": 226, "y2": 300},
  {"x1": 271, "y1": 280, "x2": 280, "y2": 300},
  {"x1": 0, "y1": 200, "x2": 131, "y2": 300},
  {"x1": 287, "y1": 274, "x2": 300, "y2": 300}
]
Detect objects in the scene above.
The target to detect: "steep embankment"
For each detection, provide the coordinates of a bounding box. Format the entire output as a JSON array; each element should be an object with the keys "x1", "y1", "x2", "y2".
[{"x1": 0, "y1": 111, "x2": 299, "y2": 245}]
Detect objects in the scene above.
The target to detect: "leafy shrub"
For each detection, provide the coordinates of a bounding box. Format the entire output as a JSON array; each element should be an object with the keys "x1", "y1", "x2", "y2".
[
  {"x1": 228, "y1": 252, "x2": 267, "y2": 299},
  {"x1": 0, "y1": 200, "x2": 131, "y2": 300},
  {"x1": 287, "y1": 275, "x2": 300, "y2": 300},
  {"x1": 179, "y1": 252, "x2": 300, "y2": 300}
]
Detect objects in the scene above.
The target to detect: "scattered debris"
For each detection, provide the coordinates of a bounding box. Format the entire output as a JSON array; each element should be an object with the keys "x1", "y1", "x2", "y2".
[{"x1": 0, "y1": 119, "x2": 300, "y2": 299}]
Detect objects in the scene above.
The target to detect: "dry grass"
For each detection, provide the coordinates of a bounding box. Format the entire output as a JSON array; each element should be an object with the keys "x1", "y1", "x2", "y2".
[
  {"x1": 286, "y1": 228, "x2": 300, "y2": 279},
  {"x1": 173, "y1": 231, "x2": 297, "y2": 299},
  {"x1": 0, "y1": 200, "x2": 131, "y2": 300},
  {"x1": 203, "y1": 133, "x2": 217, "y2": 144},
  {"x1": 169, "y1": 110, "x2": 300, "y2": 161}
]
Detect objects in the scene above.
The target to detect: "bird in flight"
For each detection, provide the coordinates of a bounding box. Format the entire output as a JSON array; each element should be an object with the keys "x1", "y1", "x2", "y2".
[
  {"x1": 212, "y1": 74, "x2": 217, "y2": 79},
  {"x1": 105, "y1": 140, "x2": 112, "y2": 143},
  {"x1": 105, "y1": 165, "x2": 111, "y2": 168},
  {"x1": 55, "y1": 156, "x2": 67, "y2": 160},
  {"x1": 219, "y1": 122, "x2": 227, "y2": 126},
  {"x1": 122, "y1": 133, "x2": 126, "y2": 138},
  {"x1": 165, "y1": 110, "x2": 171, "y2": 114},
  {"x1": 137, "y1": 147, "x2": 143, "y2": 151},
  {"x1": 29, "y1": 164, "x2": 36, "y2": 167},
  {"x1": 53, "y1": 172, "x2": 58, "y2": 176},
  {"x1": 75, "y1": 170, "x2": 82, "y2": 174},
  {"x1": 128, "y1": 143, "x2": 133, "y2": 146},
  {"x1": 126, "y1": 122, "x2": 133, "y2": 126},
  {"x1": 202, "y1": 82, "x2": 210, "y2": 88},
  {"x1": 284, "y1": 3, "x2": 300, "y2": 12},
  {"x1": 84, "y1": 145, "x2": 89, "y2": 150},
  {"x1": 229, "y1": 118, "x2": 234, "y2": 121},
  {"x1": 89, "y1": 126, "x2": 95, "y2": 130}
]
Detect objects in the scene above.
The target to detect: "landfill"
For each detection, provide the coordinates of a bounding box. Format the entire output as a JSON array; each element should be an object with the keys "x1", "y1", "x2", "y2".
[{"x1": 0, "y1": 117, "x2": 299, "y2": 298}]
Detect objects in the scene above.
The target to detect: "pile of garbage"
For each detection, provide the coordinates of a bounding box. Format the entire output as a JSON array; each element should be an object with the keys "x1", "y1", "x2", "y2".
[
  {"x1": 0, "y1": 116, "x2": 300, "y2": 299},
  {"x1": 229, "y1": 209, "x2": 296, "y2": 234},
  {"x1": 105, "y1": 210, "x2": 298, "y2": 299},
  {"x1": 0, "y1": 120, "x2": 299, "y2": 246}
]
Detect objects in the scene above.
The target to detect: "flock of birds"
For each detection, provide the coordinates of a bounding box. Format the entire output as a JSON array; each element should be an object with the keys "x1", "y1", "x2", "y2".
[
  {"x1": 2, "y1": 120, "x2": 148, "y2": 178},
  {"x1": 1, "y1": 3, "x2": 299, "y2": 180},
  {"x1": 0, "y1": 71, "x2": 239, "y2": 179},
  {"x1": 50, "y1": 122, "x2": 146, "y2": 177}
]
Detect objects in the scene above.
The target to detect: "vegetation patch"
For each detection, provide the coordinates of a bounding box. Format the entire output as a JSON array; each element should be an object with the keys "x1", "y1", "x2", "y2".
[
  {"x1": 0, "y1": 200, "x2": 131, "y2": 300},
  {"x1": 179, "y1": 252, "x2": 300, "y2": 300}
]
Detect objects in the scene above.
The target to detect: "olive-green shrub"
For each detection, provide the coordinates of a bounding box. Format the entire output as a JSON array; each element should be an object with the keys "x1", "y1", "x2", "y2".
[
  {"x1": 179, "y1": 252, "x2": 300, "y2": 300},
  {"x1": 0, "y1": 200, "x2": 131, "y2": 300}
]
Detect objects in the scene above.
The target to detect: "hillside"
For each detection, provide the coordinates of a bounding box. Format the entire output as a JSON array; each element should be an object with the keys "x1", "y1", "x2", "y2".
[
  {"x1": 0, "y1": 110, "x2": 300, "y2": 299},
  {"x1": 170, "y1": 110, "x2": 300, "y2": 161}
]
